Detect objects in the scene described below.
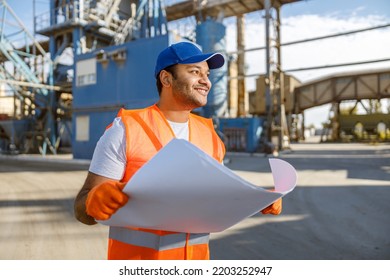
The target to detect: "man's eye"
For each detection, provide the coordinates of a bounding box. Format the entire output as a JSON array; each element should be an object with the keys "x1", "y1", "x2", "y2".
[{"x1": 191, "y1": 70, "x2": 199, "y2": 75}]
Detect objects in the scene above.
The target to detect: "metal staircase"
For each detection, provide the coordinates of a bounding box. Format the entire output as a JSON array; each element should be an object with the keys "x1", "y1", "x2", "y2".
[{"x1": 0, "y1": 0, "x2": 169, "y2": 155}]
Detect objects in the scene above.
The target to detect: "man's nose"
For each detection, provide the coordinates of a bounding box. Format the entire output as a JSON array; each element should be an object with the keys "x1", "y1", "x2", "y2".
[{"x1": 199, "y1": 74, "x2": 211, "y2": 86}]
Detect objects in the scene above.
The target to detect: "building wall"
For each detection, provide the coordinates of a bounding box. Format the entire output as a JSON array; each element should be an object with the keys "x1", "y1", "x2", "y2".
[{"x1": 72, "y1": 34, "x2": 174, "y2": 159}]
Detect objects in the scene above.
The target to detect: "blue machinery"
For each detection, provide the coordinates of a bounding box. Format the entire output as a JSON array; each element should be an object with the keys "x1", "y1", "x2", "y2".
[{"x1": 0, "y1": 0, "x2": 302, "y2": 158}]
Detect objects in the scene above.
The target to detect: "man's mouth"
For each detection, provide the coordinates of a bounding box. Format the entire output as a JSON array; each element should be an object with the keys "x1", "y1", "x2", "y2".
[{"x1": 195, "y1": 87, "x2": 209, "y2": 96}]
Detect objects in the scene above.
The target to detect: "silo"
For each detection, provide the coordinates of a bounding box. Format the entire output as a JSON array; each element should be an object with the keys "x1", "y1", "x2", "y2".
[{"x1": 196, "y1": 19, "x2": 228, "y2": 118}]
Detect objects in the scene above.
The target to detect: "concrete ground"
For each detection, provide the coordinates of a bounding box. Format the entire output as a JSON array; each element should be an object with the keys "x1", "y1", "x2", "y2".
[{"x1": 0, "y1": 139, "x2": 389, "y2": 260}]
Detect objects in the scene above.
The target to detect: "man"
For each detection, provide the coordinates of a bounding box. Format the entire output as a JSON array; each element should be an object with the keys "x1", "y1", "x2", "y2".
[{"x1": 74, "y1": 41, "x2": 282, "y2": 260}]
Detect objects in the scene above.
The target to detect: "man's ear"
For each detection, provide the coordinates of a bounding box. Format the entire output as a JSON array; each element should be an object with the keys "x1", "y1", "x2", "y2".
[{"x1": 159, "y1": 70, "x2": 172, "y2": 87}]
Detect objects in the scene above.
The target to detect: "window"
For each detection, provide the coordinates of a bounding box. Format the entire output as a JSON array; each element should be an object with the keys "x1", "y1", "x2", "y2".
[
  {"x1": 76, "y1": 58, "x2": 96, "y2": 87},
  {"x1": 76, "y1": 115, "x2": 90, "y2": 141}
]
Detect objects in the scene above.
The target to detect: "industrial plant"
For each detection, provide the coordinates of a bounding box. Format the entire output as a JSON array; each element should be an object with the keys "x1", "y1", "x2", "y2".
[{"x1": 0, "y1": 0, "x2": 389, "y2": 158}]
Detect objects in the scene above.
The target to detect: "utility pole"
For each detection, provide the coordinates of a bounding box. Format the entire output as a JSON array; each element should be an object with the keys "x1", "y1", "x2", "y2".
[
  {"x1": 237, "y1": 14, "x2": 246, "y2": 117},
  {"x1": 264, "y1": 0, "x2": 273, "y2": 149},
  {"x1": 264, "y1": 0, "x2": 290, "y2": 152},
  {"x1": 275, "y1": 5, "x2": 290, "y2": 150}
]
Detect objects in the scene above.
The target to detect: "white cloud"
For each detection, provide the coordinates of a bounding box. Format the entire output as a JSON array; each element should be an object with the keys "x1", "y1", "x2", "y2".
[
  {"x1": 223, "y1": 12, "x2": 390, "y2": 127},
  {"x1": 225, "y1": 13, "x2": 390, "y2": 81}
]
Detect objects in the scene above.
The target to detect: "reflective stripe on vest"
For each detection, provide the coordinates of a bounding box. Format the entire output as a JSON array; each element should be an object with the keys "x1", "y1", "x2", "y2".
[{"x1": 109, "y1": 227, "x2": 209, "y2": 251}]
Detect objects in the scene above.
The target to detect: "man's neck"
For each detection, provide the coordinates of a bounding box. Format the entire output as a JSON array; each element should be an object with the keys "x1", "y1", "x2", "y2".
[{"x1": 156, "y1": 101, "x2": 191, "y2": 123}]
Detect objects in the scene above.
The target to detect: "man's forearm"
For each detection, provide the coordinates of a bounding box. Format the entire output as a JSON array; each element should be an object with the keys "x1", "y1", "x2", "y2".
[{"x1": 74, "y1": 190, "x2": 97, "y2": 225}]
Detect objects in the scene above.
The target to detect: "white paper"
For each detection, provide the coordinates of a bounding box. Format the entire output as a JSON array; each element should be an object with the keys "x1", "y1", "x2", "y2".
[{"x1": 99, "y1": 139, "x2": 297, "y2": 233}]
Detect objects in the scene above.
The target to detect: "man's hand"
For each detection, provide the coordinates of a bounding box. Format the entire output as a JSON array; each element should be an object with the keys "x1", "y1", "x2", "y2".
[
  {"x1": 261, "y1": 198, "x2": 282, "y2": 215},
  {"x1": 85, "y1": 181, "x2": 128, "y2": 220}
]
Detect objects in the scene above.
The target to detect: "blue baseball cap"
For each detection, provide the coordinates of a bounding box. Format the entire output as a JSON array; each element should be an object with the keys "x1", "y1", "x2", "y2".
[{"x1": 154, "y1": 42, "x2": 225, "y2": 78}]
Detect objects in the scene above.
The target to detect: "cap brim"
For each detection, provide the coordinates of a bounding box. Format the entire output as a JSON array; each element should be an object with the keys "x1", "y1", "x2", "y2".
[{"x1": 181, "y1": 53, "x2": 225, "y2": 69}]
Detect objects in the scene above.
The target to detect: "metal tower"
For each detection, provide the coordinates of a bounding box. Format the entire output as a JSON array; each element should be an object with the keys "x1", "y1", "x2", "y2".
[{"x1": 264, "y1": 0, "x2": 290, "y2": 152}]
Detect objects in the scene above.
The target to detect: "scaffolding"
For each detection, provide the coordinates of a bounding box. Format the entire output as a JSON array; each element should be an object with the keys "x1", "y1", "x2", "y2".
[
  {"x1": 0, "y1": 0, "x2": 168, "y2": 155},
  {"x1": 0, "y1": 0, "x2": 58, "y2": 154}
]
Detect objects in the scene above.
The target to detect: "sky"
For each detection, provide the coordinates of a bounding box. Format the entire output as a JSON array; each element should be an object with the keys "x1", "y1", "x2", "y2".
[
  {"x1": 4, "y1": 0, "x2": 390, "y2": 128},
  {"x1": 222, "y1": 0, "x2": 390, "y2": 127}
]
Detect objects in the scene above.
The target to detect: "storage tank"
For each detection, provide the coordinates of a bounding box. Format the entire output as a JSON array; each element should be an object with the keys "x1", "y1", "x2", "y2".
[{"x1": 196, "y1": 19, "x2": 228, "y2": 118}]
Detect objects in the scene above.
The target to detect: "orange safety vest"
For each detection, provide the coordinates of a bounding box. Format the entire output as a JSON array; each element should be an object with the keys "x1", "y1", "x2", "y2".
[{"x1": 107, "y1": 104, "x2": 225, "y2": 260}]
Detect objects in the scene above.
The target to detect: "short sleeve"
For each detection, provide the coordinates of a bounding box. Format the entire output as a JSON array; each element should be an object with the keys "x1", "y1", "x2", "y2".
[{"x1": 89, "y1": 117, "x2": 127, "y2": 180}]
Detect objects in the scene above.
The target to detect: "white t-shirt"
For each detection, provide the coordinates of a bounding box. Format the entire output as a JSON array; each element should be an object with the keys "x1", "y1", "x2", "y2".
[{"x1": 89, "y1": 117, "x2": 189, "y2": 180}]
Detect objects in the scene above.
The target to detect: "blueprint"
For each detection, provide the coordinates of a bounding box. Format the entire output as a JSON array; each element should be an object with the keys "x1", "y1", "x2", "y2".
[{"x1": 99, "y1": 139, "x2": 297, "y2": 233}]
